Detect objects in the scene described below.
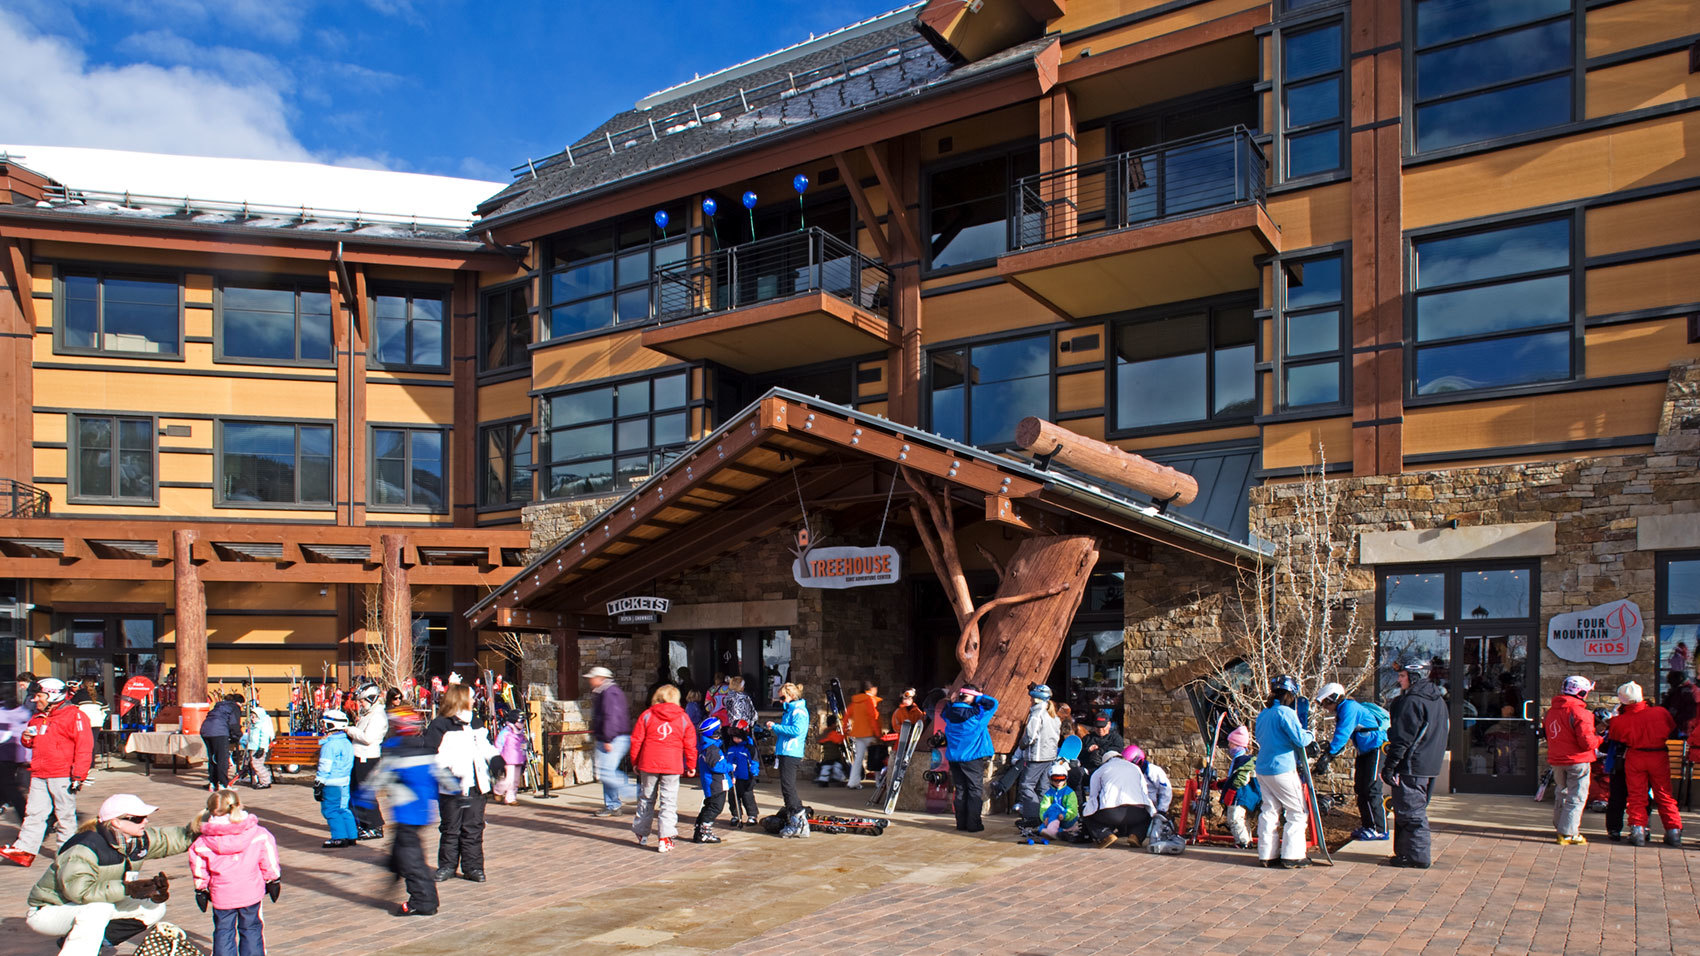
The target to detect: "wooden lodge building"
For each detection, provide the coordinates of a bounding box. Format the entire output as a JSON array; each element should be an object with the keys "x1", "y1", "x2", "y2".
[{"x1": 6, "y1": 0, "x2": 1700, "y2": 793}]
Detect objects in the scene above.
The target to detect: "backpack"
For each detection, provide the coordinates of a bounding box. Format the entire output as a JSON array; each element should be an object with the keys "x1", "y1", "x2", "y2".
[{"x1": 1358, "y1": 701, "x2": 1391, "y2": 732}]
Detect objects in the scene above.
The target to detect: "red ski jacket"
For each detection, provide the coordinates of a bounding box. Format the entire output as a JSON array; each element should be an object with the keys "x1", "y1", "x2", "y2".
[
  {"x1": 1609, "y1": 700, "x2": 1675, "y2": 750},
  {"x1": 630, "y1": 702, "x2": 697, "y2": 776},
  {"x1": 1543, "y1": 694, "x2": 1602, "y2": 765},
  {"x1": 23, "y1": 703, "x2": 94, "y2": 781}
]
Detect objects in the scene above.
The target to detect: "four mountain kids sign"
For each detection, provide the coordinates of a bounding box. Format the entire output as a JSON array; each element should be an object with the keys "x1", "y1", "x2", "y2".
[
  {"x1": 792, "y1": 545, "x2": 901, "y2": 589},
  {"x1": 1546, "y1": 598, "x2": 1643, "y2": 664}
]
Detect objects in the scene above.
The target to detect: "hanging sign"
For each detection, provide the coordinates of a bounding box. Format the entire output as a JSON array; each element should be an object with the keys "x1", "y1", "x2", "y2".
[
  {"x1": 792, "y1": 545, "x2": 901, "y2": 589},
  {"x1": 606, "y1": 596, "x2": 670, "y2": 625},
  {"x1": 1546, "y1": 598, "x2": 1643, "y2": 664}
]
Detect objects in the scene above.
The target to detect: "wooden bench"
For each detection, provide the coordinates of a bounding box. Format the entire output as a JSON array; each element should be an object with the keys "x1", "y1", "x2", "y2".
[
  {"x1": 1670, "y1": 739, "x2": 1694, "y2": 810},
  {"x1": 265, "y1": 735, "x2": 322, "y2": 772}
]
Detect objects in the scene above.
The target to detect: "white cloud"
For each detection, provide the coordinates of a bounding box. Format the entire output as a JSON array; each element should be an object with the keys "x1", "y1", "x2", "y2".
[
  {"x1": 117, "y1": 29, "x2": 295, "y2": 91},
  {"x1": 0, "y1": 8, "x2": 312, "y2": 161}
]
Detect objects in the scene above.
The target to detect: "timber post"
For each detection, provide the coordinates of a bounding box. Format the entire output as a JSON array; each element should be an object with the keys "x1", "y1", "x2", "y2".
[
  {"x1": 1014, "y1": 417, "x2": 1200, "y2": 506},
  {"x1": 381, "y1": 534, "x2": 413, "y2": 682},
  {"x1": 172, "y1": 529, "x2": 208, "y2": 706}
]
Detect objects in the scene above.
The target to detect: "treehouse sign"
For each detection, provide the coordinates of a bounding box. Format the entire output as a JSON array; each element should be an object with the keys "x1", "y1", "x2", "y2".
[
  {"x1": 791, "y1": 545, "x2": 901, "y2": 589},
  {"x1": 1546, "y1": 598, "x2": 1642, "y2": 664}
]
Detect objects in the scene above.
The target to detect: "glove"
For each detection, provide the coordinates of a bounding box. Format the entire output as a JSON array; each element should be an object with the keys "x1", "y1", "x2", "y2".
[
  {"x1": 1312, "y1": 756, "x2": 1330, "y2": 778},
  {"x1": 124, "y1": 877, "x2": 156, "y2": 900},
  {"x1": 67, "y1": 779, "x2": 84, "y2": 794},
  {"x1": 195, "y1": 889, "x2": 210, "y2": 912},
  {"x1": 1382, "y1": 771, "x2": 1400, "y2": 789},
  {"x1": 313, "y1": 783, "x2": 325, "y2": 802},
  {"x1": 1304, "y1": 742, "x2": 1320, "y2": 759},
  {"x1": 148, "y1": 872, "x2": 170, "y2": 903},
  {"x1": 265, "y1": 879, "x2": 281, "y2": 902}
]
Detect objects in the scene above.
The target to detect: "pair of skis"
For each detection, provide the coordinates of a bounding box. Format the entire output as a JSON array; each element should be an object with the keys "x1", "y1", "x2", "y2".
[
  {"x1": 871, "y1": 688, "x2": 947, "y2": 813},
  {"x1": 760, "y1": 808, "x2": 889, "y2": 836}
]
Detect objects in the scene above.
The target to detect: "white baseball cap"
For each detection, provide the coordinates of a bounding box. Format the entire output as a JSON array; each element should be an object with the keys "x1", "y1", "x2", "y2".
[
  {"x1": 583, "y1": 667, "x2": 613, "y2": 680},
  {"x1": 98, "y1": 794, "x2": 158, "y2": 822}
]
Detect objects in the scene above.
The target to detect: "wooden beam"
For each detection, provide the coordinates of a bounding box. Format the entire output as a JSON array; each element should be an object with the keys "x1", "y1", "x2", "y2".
[
  {"x1": 862, "y1": 144, "x2": 923, "y2": 256},
  {"x1": 173, "y1": 530, "x2": 208, "y2": 706},
  {"x1": 832, "y1": 152, "x2": 893, "y2": 263},
  {"x1": 452, "y1": 271, "x2": 478, "y2": 527},
  {"x1": 0, "y1": 556, "x2": 524, "y2": 585},
  {"x1": 381, "y1": 534, "x2": 412, "y2": 680},
  {"x1": 986, "y1": 494, "x2": 1033, "y2": 530},
  {"x1": 1014, "y1": 417, "x2": 1199, "y2": 505},
  {"x1": 1, "y1": 238, "x2": 36, "y2": 328}
]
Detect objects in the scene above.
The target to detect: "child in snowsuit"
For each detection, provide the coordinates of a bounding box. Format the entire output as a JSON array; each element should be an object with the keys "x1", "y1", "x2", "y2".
[
  {"x1": 1608, "y1": 681, "x2": 1683, "y2": 846},
  {"x1": 815, "y1": 714, "x2": 848, "y2": 786},
  {"x1": 1220, "y1": 725, "x2": 1256, "y2": 847},
  {"x1": 692, "y1": 717, "x2": 735, "y2": 843},
  {"x1": 492, "y1": 715, "x2": 527, "y2": 805},
  {"x1": 314, "y1": 709, "x2": 357, "y2": 848},
  {"x1": 1037, "y1": 760, "x2": 1079, "y2": 840},
  {"x1": 357, "y1": 704, "x2": 446, "y2": 916},
  {"x1": 724, "y1": 720, "x2": 761, "y2": 827},
  {"x1": 188, "y1": 788, "x2": 281, "y2": 956},
  {"x1": 240, "y1": 702, "x2": 274, "y2": 790}
]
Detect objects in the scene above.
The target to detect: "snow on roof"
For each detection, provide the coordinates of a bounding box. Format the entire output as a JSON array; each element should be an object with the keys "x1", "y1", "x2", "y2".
[{"x1": 0, "y1": 145, "x2": 502, "y2": 224}]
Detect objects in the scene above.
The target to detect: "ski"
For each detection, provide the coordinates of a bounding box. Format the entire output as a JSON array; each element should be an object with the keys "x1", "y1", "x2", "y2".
[
  {"x1": 761, "y1": 807, "x2": 889, "y2": 836},
  {"x1": 1189, "y1": 712, "x2": 1227, "y2": 844},
  {"x1": 826, "y1": 678, "x2": 848, "y2": 732},
  {"x1": 1293, "y1": 745, "x2": 1335, "y2": 866}
]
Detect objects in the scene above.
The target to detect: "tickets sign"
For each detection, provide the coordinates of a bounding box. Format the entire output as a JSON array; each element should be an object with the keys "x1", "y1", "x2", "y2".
[
  {"x1": 1546, "y1": 598, "x2": 1643, "y2": 664},
  {"x1": 606, "y1": 596, "x2": 670, "y2": 624},
  {"x1": 792, "y1": 545, "x2": 901, "y2": 589}
]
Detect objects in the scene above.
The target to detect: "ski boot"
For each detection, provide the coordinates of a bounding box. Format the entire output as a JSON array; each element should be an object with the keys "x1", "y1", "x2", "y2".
[
  {"x1": 693, "y1": 822, "x2": 722, "y2": 844},
  {"x1": 1665, "y1": 828, "x2": 1683, "y2": 847},
  {"x1": 1628, "y1": 826, "x2": 1647, "y2": 846},
  {"x1": 796, "y1": 808, "x2": 811, "y2": 838},
  {"x1": 778, "y1": 811, "x2": 801, "y2": 838}
]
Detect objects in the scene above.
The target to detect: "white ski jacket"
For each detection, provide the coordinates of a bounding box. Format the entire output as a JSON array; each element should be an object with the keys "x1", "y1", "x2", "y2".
[
  {"x1": 346, "y1": 703, "x2": 388, "y2": 760},
  {"x1": 1083, "y1": 757, "x2": 1169, "y2": 815},
  {"x1": 1023, "y1": 704, "x2": 1060, "y2": 763},
  {"x1": 434, "y1": 717, "x2": 497, "y2": 795}
]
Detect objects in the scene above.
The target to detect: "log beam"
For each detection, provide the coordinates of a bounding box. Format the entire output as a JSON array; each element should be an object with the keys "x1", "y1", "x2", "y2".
[
  {"x1": 381, "y1": 534, "x2": 413, "y2": 682},
  {"x1": 172, "y1": 530, "x2": 208, "y2": 706},
  {"x1": 1014, "y1": 417, "x2": 1199, "y2": 506}
]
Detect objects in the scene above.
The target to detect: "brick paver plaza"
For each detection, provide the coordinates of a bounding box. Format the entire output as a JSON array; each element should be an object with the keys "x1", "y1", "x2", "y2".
[{"x1": 2, "y1": 764, "x2": 1695, "y2": 954}]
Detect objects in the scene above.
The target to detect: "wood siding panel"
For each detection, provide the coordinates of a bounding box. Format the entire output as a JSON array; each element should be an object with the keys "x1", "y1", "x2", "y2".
[
  {"x1": 1585, "y1": 318, "x2": 1700, "y2": 378},
  {"x1": 31, "y1": 241, "x2": 328, "y2": 275},
  {"x1": 1403, "y1": 113, "x2": 1700, "y2": 229},
  {"x1": 1585, "y1": 189, "x2": 1700, "y2": 257},
  {"x1": 1057, "y1": 369, "x2": 1105, "y2": 412},
  {"x1": 920, "y1": 282, "x2": 1058, "y2": 344},
  {"x1": 1266, "y1": 181, "x2": 1352, "y2": 251},
  {"x1": 477, "y1": 376, "x2": 531, "y2": 423},
  {"x1": 159, "y1": 453, "x2": 213, "y2": 484},
  {"x1": 1586, "y1": 52, "x2": 1700, "y2": 119},
  {"x1": 1261, "y1": 418, "x2": 1352, "y2": 470},
  {"x1": 1060, "y1": 415, "x2": 1106, "y2": 441},
  {"x1": 33, "y1": 368, "x2": 336, "y2": 416},
  {"x1": 858, "y1": 399, "x2": 889, "y2": 418},
  {"x1": 856, "y1": 360, "x2": 886, "y2": 399},
  {"x1": 365, "y1": 381, "x2": 454, "y2": 424},
  {"x1": 529, "y1": 330, "x2": 676, "y2": 391},
  {"x1": 1058, "y1": 0, "x2": 1270, "y2": 55},
  {"x1": 1586, "y1": 253, "x2": 1700, "y2": 316},
  {"x1": 920, "y1": 104, "x2": 1040, "y2": 163},
  {"x1": 1402, "y1": 384, "x2": 1667, "y2": 456},
  {"x1": 1116, "y1": 423, "x2": 1259, "y2": 452},
  {"x1": 1584, "y1": 0, "x2": 1700, "y2": 58}
]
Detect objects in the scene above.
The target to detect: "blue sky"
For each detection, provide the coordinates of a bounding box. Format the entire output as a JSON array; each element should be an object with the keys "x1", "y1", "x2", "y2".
[{"x1": 0, "y1": 0, "x2": 905, "y2": 182}]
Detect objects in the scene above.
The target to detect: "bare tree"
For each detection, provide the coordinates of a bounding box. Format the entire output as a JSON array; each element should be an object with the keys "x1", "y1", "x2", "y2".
[{"x1": 361, "y1": 584, "x2": 415, "y2": 691}]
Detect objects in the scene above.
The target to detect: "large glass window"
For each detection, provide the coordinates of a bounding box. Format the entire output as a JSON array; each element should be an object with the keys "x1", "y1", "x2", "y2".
[
  {"x1": 544, "y1": 209, "x2": 687, "y2": 338},
  {"x1": 480, "y1": 420, "x2": 533, "y2": 507},
  {"x1": 1657, "y1": 552, "x2": 1700, "y2": 688},
  {"x1": 1410, "y1": 217, "x2": 1573, "y2": 396},
  {"x1": 928, "y1": 333, "x2": 1050, "y2": 448},
  {"x1": 219, "y1": 421, "x2": 333, "y2": 505},
  {"x1": 1412, "y1": 0, "x2": 1574, "y2": 152},
  {"x1": 540, "y1": 371, "x2": 691, "y2": 498},
  {"x1": 1376, "y1": 563, "x2": 1536, "y2": 697},
  {"x1": 479, "y1": 283, "x2": 532, "y2": 372},
  {"x1": 1113, "y1": 301, "x2": 1255, "y2": 430},
  {"x1": 925, "y1": 147, "x2": 1038, "y2": 271},
  {"x1": 1279, "y1": 253, "x2": 1347, "y2": 409},
  {"x1": 1279, "y1": 20, "x2": 1345, "y2": 180},
  {"x1": 369, "y1": 290, "x2": 447, "y2": 370},
  {"x1": 58, "y1": 270, "x2": 180, "y2": 357},
  {"x1": 412, "y1": 614, "x2": 449, "y2": 680},
  {"x1": 371, "y1": 427, "x2": 444, "y2": 511},
  {"x1": 73, "y1": 415, "x2": 154, "y2": 502},
  {"x1": 218, "y1": 283, "x2": 333, "y2": 364}
]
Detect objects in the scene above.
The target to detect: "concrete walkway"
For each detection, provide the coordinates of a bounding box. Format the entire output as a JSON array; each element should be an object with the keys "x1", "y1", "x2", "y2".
[{"x1": 1, "y1": 763, "x2": 1695, "y2": 954}]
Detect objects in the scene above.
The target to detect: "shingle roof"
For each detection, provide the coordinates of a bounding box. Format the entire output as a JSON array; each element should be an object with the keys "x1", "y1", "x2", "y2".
[{"x1": 475, "y1": 13, "x2": 1052, "y2": 224}]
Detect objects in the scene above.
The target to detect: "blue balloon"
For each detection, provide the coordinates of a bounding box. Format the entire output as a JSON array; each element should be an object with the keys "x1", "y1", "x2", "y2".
[
  {"x1": 792, "y1": 174, "x2": 810, "y2": 194},
  {"x1": 653, "y1": 209, "x2": 669, "y2": 230},
  {"x1": 741, "y1": 190, "x2": 758, "y2": 209},
  {"x1": 701, "y1": 197, "x2": 717, "y2": 217}
]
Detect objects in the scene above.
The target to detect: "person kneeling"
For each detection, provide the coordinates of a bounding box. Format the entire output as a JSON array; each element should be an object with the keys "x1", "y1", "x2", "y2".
[{"x1": 1081, "y1": 745, "x2": 1167, "y2": 848}]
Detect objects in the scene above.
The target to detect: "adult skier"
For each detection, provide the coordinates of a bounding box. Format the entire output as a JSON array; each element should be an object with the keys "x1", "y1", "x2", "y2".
[
  {"x1": 1016, "y1": 684, "x2": 1061, "y2": 838},
  {"x1": 1383, "y1": 658, "x2": 1449, "y2": 868},
  {"x1": 1, "y1": 678, "x2": 93, "y2": 867},
  {"x1": 941, "y1": 685, "x2": 998, "y2": 833},
  {"x1": 345, "y1": 682, "x2": 388, "y2": 839},
  {"x1": 1542, "y1": 675, "x2": 1602, "y2": 845},
  {"x1": 1313, "y1": 682, "x2": 1390, "y2": 841},
  {"x1": 1253, "y1": 675, "x2": 1315, "y2": 869}
]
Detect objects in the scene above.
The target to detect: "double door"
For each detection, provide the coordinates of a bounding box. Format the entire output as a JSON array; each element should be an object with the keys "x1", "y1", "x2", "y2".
[
  {"x1": 1382, "y1": 627, "x2": 1540, "y2": 794},
  {"x1": 58, "y1": 615, "x2": 162, "y2": 713}
]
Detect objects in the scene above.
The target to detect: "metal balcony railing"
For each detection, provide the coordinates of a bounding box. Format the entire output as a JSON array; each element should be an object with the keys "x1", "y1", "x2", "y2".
[
  {"x1": 653, "y1": 227, "x2": 891, "y2": 322},
  {"x1": 1010, "y1": 126, "x2": 1267, "y2": 250},
  {"x1": 1, "y1": 478, "x2": 50, "y2": 518}
]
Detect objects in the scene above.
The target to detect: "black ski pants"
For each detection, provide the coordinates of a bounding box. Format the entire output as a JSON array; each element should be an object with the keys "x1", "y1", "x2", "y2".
[
  {"x1": 1085, "y1": 804, "x2": 1153, "y2": 843},
  {"x1": 202, "y1": 734, "x2": 233, "y2": 789},
  {"x1": 391, "y1": 824, "x2": 438, "y2": 913},
  {"x1": 1356, "y1": 749, "x2": 1386, "y2": 833},
  {"x1": 350, "y1": 757, "x2": 384, "y2": 832},
  {"x1": 1391, "y1": 775, "x2": 1434, "y2": 866},
  {"x1": 1605, "y1": 764, "x2": 1630, "y2": 837},
  {"x1": 696, "y1": 782, "x2": 726, "y2": 828},
  {"x1": 732, "y1": 778, "x2": 758, "y2": 821},
  {"x1": 778, "y1": 756, "x2": 802, "y2": 814},
  {"x1": 0, "y1": 760, "x2": 24, "y2": 822},
  {"x1": 951, "y1": 757, "x2": 988, "y2": 831},
  {"x1": 437, "y1": 793, "x2": 486, "y2": 875}
]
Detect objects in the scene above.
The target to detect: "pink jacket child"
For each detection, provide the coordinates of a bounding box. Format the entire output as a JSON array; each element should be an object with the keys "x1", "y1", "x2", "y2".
[
  {"x1": 492, "y1": 721, "x2": 528, "y2": 804},
  {"x1": 189, "y1": 811, "x2": 282, "y2": 910}
]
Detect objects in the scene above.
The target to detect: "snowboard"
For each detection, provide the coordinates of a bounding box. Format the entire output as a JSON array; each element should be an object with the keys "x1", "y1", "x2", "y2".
[
  {"x1": 1294, "y1": 745, "x2": 1334, "y2": 866},
  {"x1": 1189, "y1": 712, "x2": 1227, "y2": 844},
  {"x1": 924, "y1": 689, "x2": 953, "y2": 813},
  {"x1": 876, "y1": 688, "x2": 945, "y2": 813},
  {"x1": 1057, "y1": 735, "x2": 1083, "y2": 762}
]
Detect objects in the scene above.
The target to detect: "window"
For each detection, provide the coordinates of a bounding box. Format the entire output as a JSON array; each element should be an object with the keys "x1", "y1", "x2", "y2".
[
  {"x1": 1113, "y1": 300, "x2": 1256, "y2": 431},
  {"x1": 218, "y1": 421, "x2": 333, "y2": 506},
  {"x1": 218, "y1": 282, "x2": 333, "y2": 364},
  {"x1": 540, "y1": 371, "x2": 691, "y2": 498},
  {"x1": 369, "y1": 290, "x2": 448, "y2": 370},
  {"x1": 1410, "y1": 217, "x2": 1573, "y2": 396},
  {"x1": 479, "y1": 283, "x2": 532, "y2": 372},
  {"x1": 925, "y1": 146, "x2": 1038, "y2": 271},
  {"x1": 928, "y1": 333, "x2": 1051, "y2": 448},
  {"x1": 72, "y1": 415, "x2": 154, "y2": 502},
  {"x1": 412, "y1": 614, "x2": 449, "y2": 680},
  {"x1": 1279, "y1": 20, "x2": 1345, "y2": 179},
  {"x1": 1278, "y1": 253, "x2": 1347, "y2": 409},
  {"x1": 58, "y1": 270, "x2": 180, "y2": 357},
  {"x1": 1377, "y1": 563, "x2": 1536, "y2": 694},
  {"x1": 1411, "y1": 0, "x2": 1574, "y2": 152},
  {"x1": 480, "y1": 420, "x2": 533, "y2": 507},
  {"x1": 544, "y1": 209, "x2": 687, "y2": 339},
  {"x1": 1657, "y1": 552, "x2": 1700, "y2": 687},
  {"x1": 370, "y1": 427, "x2": 444, "y2": 511}
]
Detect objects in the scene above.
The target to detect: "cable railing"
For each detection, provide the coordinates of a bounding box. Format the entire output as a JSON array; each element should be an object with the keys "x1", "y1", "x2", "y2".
[
  {"x1": 653, "y1": 228, "x2": 891, "y2": 323},
  {"x1": 1, "y1": 478, "x2": 51, "y2": 518},
  {"x1": 39, "y1": 185, "x2": 476, "y2": 232},
  {"x1": 1010, "y1": 126, "x2": 1267, "y2": 250}
]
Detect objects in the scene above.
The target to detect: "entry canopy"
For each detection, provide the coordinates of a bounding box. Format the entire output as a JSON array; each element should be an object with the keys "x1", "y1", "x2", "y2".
[{"x1": 467, "y1": 389, "x2": 1268, "y2": 631}]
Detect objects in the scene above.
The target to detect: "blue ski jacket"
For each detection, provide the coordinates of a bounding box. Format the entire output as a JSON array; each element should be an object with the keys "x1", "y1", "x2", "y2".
[
  {"x1": 1253, "y1": 701, "x2": 1313, "y2": 776},
  {"x1": 314, "y1": 731, "x2": 353, "y2": 786},
  {"x1": 353, "y1": 736, "x2": 445, "y2": 827},
  {"x1": 697, "y1": 731, "x2": 733, "y2": 796},
  {"x1": 943, "y1": 694, "x2": 999, "y2": 762},
  {"x1": 723, "y1": 734, "x2": 760, "y2": 780},
  {"x1": 772, "y1": 698, "x2": 809, "y2": 759},
  {"x1": 1327, "y1": 698, "x2": 1389, "y2": 756}
]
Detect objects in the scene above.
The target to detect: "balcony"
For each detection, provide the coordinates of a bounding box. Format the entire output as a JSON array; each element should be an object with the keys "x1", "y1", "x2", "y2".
[
  {"x1": 997, "y1": 126, "x2": 1279, "y2": 319},
  {"x1": 1, "y1": 479, "x2": 50, "y2": 518},
  {"x1": 641, "y1": 228, "x2": 894, "y2": 374}
]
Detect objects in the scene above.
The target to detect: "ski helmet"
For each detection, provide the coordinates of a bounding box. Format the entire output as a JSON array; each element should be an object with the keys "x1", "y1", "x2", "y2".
[
  {"x1": 1316, "y1": 682, "x2": 1346, "y2": 705},
  {"x1": 1049, "y1": 760, "x2": 1070, "y2": 779},
  {"x1": 699, "y1": 716, "x2": 722, "y2": 737},
  {"x1": 1029, "y1": 683, "x2": 1053, "y2": 701},
  {"x1": 1562, "y1": 675, "x2": 1594, "y2": 698},
  {"x1": 1226, "y1": 725, "x2": 1251, "y2": 750},
  {"x1": 1270, "y1": 674, "x2": 1300, "y2": 697},
  {"x1": 34, "y1": 677, "x2": 67, "y2": 704},
  {"x1": 1121, "y1": 743, "x2": 1145, "y2": 764},
  {"x1": 1394, "y1": 657, "x2": 1430, "y2": 677},
  {"x1": 320, "y1": 708, "x2": 349, "y2": 729},
  {"x1": 358, "y1": 681, "x2": 382, "y2": 704},
  {"x1": 387, "y1": 704, "x2": 424, "y2": 736}
]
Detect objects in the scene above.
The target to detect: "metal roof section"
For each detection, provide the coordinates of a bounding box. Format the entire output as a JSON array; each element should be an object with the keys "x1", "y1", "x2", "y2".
[{"x1": 467, "y1": 388, "x2": 1268, "y2": 623}]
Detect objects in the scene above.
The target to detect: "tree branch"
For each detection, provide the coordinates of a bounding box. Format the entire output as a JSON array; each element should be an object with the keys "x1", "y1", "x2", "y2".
[{"x1": 975, "y1": 543, "x2": 1007, "y2": 582}]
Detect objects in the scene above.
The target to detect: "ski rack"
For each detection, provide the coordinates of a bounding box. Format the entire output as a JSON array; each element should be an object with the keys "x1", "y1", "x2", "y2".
[{"x1": 1176, "y1": 774, "x2": 1320, "y2": 851}]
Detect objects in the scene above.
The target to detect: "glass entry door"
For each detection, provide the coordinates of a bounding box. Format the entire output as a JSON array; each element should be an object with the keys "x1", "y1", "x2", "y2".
[
  {"x1": 59, "y1": 616, "x2": 161, "y2": 707},
  {"x1": 1452, "y1": 633, "x2": 1537, "y2": 794}
]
